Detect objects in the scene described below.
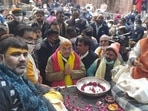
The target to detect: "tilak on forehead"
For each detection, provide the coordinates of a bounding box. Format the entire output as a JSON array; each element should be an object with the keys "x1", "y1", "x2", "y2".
[
  {"x1": 6, "y1": 47, "x2": 28, "y2": 55},
  {"x1": 60, "y1": 40, "x2": 72, "y2": 48}
]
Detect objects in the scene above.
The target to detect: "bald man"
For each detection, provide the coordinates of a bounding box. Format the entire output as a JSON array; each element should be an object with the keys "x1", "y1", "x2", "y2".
[{"x1": 45, "y1": 39, "x2": 86, "y2": 87}]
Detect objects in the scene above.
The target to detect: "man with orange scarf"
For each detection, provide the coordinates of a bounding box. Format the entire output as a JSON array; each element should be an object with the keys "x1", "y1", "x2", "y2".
[
  {"x1": 112, "y1": 36, "x2": 148, "y2": 103},
  {"x1": 129, "y1": 37, "x2": 148, "y2": 79},
  {"x1": 45, "y1": 39, "x2": 86, "y2": 87}
]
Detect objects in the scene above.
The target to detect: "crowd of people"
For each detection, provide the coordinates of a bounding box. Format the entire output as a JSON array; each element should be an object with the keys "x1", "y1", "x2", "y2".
[{"x1": 0, "y1": 1, "x2": 148, "y2": 110}]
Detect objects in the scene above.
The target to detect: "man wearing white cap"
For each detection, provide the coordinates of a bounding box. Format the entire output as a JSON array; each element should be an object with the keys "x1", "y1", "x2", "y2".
[{"x1": 95, "y1": 34, "x2": 111, "y2": 58}]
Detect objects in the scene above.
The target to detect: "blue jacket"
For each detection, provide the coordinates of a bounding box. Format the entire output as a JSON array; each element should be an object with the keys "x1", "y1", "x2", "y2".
[
  {"x1": 90, "y1": 22, "x2": 109, "y2": 43},
  {"x1": 131, "y1": 26, "x2": 145, "y2": 42}
]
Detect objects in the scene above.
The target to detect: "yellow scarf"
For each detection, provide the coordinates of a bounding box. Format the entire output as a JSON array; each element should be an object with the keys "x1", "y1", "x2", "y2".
[
  {"x1": 98, "y1": 47, "x2": 103, "y2": 58},
  {"x1": 95, "y1": 58, "x2": 121, "y2": 79},
  {"x1": 57, "y1": 51, "x2": 75, "y2": 85}
]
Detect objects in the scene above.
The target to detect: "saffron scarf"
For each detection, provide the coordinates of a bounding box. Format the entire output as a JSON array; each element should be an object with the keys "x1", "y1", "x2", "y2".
[
  {"x1": 0, "y1": 64, "x2": 55, "y2": 111},
  {"x1": 52, "y1": 49, "x2": 80, "y2": 85},
  {"x1": 26, "y1": 54, "x2": 38, "y2": 84},
  {"x1": 95, "y1": 58, "x2": 121, "y2": 79}
]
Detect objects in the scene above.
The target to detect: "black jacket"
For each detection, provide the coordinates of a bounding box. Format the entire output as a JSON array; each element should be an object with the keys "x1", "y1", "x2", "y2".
[
  {"x1": 8, "y1": 20, "x2": 26, "y2": 35},
  {"x1": 81, "y1": 50, "x2": 98, "y2": 70},
  {"x1": 131, "y1": 26, "x2": 145, "y2": 42},
  {"x1": 66, "y1": 18, "x2": 88, "y2": 34},
  {"x1": 36, "y1": 39, "x2": 59, "y2": 84},
  {"x1": 31, "y1": 22, "x2": 50, "y2": 39}
]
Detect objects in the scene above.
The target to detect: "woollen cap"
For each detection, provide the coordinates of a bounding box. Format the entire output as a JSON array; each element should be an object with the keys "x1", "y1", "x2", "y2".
[{"x1": 107, "y1": 42, "x2": 120, "y2": 56}]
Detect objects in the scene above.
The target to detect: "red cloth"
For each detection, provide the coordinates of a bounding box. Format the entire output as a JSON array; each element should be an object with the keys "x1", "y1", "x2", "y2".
[
  {"x1": 51, "y1": 48, "x2": 80, "y2": 87},
  {"x1": 135, "y1": 0, "x2": 143, "y2": 13},
  {"x1": 51, "y1": 48, "x2": 80, "y2": 72}
]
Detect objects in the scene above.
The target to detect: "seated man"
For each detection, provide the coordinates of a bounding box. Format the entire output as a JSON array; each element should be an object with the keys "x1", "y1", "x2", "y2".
[
  {"x1": 45, "y1": 39, "x2": 86, "y2": 87},
  {"x1": 0, "y1": 37, "x2": 56, "y2": 111},
  {"x1": 112, "y1": 37, "x2": 148, "y2": 104},
  {"x1": 87, "y1": 42, "x2": 121, "y2": 80},
  {"x1": 77, "y1": 36, "x2": 98, "y2": 71}
]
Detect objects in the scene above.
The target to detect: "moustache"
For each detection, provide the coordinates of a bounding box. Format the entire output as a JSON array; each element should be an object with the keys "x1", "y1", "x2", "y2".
[{"x1": 17, "y1": 63, "x2": 26, "y2": 67}]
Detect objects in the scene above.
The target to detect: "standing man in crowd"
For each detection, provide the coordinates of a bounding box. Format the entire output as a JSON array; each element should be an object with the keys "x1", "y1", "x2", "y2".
[
  {"x1": 31, "y1": 9, "x2": 50, "y2": 39},
  {"x1": 16, "y1": 26, "x2": 41, "y2": 84},
  {"x1": 77, "y1": 36, "x2": 98, "y2": 71},
  {"x1": 90, "y1": 13, "x2": 109, "y2": 43},
  {"x1": 56, "y1": 11, "x2": 68, "y2": 37},
  {"x1": 8, "y1": 8, "x2": 26, "y2": 35},
  {"x1": 66, "y1": 8, "x2": 89, "y2": 35},
  {"x1": 36, "y1": 29, "x2": 60, "y2": 85}
]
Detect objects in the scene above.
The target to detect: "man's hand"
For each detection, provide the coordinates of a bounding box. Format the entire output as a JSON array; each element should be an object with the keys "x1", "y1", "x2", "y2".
[
  {"x1": 134, "y1": 58, "x2": 143, "y2": 69},
  {"x1": 64, "y1": 63, "x2": 72, "y2": 75}
]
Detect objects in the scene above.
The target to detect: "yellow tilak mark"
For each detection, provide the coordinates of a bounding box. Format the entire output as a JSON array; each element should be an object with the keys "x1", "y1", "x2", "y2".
[{"x1": 6, "y1": 47, "x2": 28, "y2": 55}]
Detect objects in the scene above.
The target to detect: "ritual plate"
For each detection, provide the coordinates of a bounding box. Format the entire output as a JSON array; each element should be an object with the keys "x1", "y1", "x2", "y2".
[{"x1": 76, "y1": 77, "x2": 111, "y2": 97}]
